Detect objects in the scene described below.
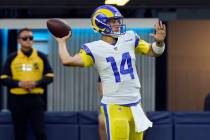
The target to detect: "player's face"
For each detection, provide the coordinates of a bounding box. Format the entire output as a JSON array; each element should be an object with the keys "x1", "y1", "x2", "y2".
[
  {"x1": 108, "y1": 18, "x2": 122, "y2": 33},
  {"x1": 18, "y1": 31, "x2": 34, "y2": 50}
]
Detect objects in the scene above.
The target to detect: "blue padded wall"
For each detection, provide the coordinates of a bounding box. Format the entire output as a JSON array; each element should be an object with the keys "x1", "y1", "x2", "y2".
[
  {"x1": 0, "y1": 112, "x2": 14, "y2": 140},
  {"x1": 78, "y1": 111, "x2": 99, "y2": 140},
  {"x1": 0, "y1": 112, "x2": 79, "y2": 140},
  {"x1": 144, "y1": 112, "x2": 173, "y2": 140},
  {"x1": 1, "y1": 111, "x2": 210, "y2": 140},
  {"x1": 45, "y1": 112, "x2": 79, "y2": 140},
  {"x1": 174, "y1": 112, "x2": 210, "y2": 140}
]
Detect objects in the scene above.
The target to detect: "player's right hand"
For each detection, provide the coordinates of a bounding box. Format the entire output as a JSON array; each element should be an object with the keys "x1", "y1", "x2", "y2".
[{"x1": 54, "y1": 32, "x2": 71, "y2": 43}]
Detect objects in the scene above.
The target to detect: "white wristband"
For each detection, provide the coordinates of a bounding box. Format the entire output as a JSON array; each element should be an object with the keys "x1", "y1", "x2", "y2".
[{"x1": 152, "y1": 42, "x2": 165, "y2": 55}]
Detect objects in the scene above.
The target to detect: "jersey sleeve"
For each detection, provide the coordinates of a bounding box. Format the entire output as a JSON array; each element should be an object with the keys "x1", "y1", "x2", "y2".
[
  {"x1": 38, "y1": 51, "x2": 54, "y2": 77},
  {"x1": 36, "y1": 51, "x2": 54, "y2": 87},
  {"x1": 0, "y1": 52, "x2": 19, "y2": 88},
  {"x1": 0, "y1": 52, "x2": 17, "y2": 78},
  {"x1": 79, "y1": 49, "x2": 94, "y2": 67},
  {"x1": 134, "y1": 33, "x2": 151, "y2": 55}
]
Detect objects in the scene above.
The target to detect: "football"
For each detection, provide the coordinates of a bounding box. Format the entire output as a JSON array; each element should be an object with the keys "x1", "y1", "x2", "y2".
[{"x1": 46, "y1": 18, "x2": 71, "y2": 38}]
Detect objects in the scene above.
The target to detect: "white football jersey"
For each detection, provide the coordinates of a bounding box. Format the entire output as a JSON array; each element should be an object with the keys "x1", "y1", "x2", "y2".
[{"x1": 82, "y1": 31, "x2": 141, "y2": 104}]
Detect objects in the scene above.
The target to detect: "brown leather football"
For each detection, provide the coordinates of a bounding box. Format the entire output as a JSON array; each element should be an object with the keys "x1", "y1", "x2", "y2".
[{"x1": 47, "y1": 19, "x2": 71, "y2": 38}]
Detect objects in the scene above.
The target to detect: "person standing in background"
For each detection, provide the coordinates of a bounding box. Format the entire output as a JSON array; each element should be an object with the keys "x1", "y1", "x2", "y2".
[
  {"x1": 0, "y1": 28, "x2": 54, "y2": 140},
  {"x1": 97, "y1": 77, "x2": 107, "y2": 140}
]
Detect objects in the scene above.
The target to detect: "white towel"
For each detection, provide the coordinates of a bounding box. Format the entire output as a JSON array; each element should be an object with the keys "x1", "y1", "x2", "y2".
[{"x1": 131, "y1": 104, "x2": 153, "y2": 132}]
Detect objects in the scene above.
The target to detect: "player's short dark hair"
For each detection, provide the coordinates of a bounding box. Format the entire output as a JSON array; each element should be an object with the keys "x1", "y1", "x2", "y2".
[{"x1": 17, "y1": 28, "x2": 32, "y2": 38}]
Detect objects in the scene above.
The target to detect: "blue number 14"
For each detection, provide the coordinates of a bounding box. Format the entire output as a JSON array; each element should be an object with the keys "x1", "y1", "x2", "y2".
[{"x1": 106, "y1": 52, "x2": 134, "y2": 83}]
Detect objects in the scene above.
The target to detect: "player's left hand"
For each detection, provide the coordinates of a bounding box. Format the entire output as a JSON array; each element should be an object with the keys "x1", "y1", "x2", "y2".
[{"x1": 150, "y1": 20, "x2": 166, "y2": 42}]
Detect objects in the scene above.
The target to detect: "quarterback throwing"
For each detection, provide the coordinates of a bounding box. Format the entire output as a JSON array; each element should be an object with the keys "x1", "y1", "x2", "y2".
[{"x1": 54, "y1": 5, "x2": 166, "y2": 140}]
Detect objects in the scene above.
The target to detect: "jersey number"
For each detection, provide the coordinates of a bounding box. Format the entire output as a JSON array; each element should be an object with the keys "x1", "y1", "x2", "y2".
[{"x1": 106, "y1": 52, "x2": 134, "y2": 83}]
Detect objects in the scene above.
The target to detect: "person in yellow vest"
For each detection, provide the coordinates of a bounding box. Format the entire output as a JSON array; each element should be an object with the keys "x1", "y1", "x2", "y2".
[{"x1": 0, "y1": 28, "x2": 54, "y2": 140}]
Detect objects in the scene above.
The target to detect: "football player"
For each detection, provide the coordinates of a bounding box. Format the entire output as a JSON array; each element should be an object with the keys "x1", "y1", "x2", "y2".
[{"x1": 54, "y1": 5, "x2": 166, "y2": 140}]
